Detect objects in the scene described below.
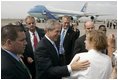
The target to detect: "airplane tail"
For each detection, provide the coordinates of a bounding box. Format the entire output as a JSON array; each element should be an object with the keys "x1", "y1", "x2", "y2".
[{"x1": 81, "y1": 2, "x2": 88, "y2": 13}]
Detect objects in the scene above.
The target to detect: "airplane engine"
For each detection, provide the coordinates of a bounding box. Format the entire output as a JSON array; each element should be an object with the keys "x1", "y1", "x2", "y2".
[
  {"x1": 90, "y1": 16, "x2": 95, "y2": 21},
  {"x1": 90, "y1": 15, "x2": 99, "y2": 22}
]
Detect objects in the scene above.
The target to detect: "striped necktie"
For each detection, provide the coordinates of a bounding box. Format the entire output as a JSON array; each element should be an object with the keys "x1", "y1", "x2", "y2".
[{"x1": 19, "y1": 58, "x2": 32, "y2": 79}]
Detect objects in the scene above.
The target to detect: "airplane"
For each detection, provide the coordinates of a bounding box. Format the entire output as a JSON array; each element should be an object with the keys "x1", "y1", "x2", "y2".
[{"x1": 28, "y1": 2, "x2": 109, "y2": 22}]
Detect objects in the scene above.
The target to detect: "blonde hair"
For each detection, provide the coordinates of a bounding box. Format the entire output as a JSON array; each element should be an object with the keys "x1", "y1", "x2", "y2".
[
  {"x1": 62, "y1": 15, "x2": 71, "y2": 21},
  {"x1": 87, "y1": 30, "x2": 108, "y2": 51}
]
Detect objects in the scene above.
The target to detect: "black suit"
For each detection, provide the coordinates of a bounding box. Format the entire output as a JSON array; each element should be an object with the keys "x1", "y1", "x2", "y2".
[
  {"x1": 1, "y1": 49, "x2": 31, "y2": 79},
  {"x1": 34, "y1": 37, "x2": 70, "y2": 79},
  {"x1": 23, "y1": 27, "x2": 45, "y2": 78},
  {"x1": 73, "y1": 34, "x2": 88, "y2": 57},
  {"x1": 56, "y1": 27, "x2": 79, "y2": 64}
]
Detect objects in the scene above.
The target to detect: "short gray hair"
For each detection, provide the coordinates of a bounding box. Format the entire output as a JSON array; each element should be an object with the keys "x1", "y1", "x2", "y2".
[
  {"x1": 45, "y1": 19, "x2": 60, "y2": 31},
  {"x1": 25, "y1": 16, "x2": 35, "y2": 22}
]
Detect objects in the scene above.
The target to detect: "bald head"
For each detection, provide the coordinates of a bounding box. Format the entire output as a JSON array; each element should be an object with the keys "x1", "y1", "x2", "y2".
[
  {"x1": 84, "y1": 21, "x2": 95, "y2": 34},
  {"x1": 84, "y1": 21, "x2": 94, "y2": 28}
]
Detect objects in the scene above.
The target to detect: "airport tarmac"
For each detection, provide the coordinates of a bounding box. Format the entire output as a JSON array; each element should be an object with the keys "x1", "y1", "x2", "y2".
[{"x1": 1, "y1": 19, "x2": 117, "y2": 37}]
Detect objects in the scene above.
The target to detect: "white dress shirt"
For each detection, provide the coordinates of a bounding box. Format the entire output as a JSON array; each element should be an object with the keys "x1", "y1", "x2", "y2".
[
  {"x1": 45, "y1": 35, "x2": 72, "y2": 74},
  {"x1": 67, "y1": 49, "x2": 112, "y2": 79},
  {"x1": 29, "y1": 30, "x2": 40, "y2": 51}
]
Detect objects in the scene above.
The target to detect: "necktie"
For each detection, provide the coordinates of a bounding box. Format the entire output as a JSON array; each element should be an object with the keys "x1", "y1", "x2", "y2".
[
  {"x1": 59, "y1": 30, "x2": 65, "y2": 54},
  {"x1": 33, "y1": 32, "x2": 38, "y2": 49},
  {"x1": 19, "y1": 58, "x2": 32, "y2": 78},
  {"x1": 60, "y1": 30, "x2": 65, "y2": 44}
]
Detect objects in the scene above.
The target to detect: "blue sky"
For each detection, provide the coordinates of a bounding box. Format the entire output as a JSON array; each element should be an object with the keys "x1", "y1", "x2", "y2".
[{"x1": 1, "y1": 1, "x2": 117, "y2": 19}]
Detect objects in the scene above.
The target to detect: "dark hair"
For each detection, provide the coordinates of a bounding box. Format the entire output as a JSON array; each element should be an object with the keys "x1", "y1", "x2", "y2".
[
  {"x1": 1, "y1": 24, "x2": 24, "y2": 45},
  {"x1": 98, "y1": 25, "x2": 106, "y2": 29}
]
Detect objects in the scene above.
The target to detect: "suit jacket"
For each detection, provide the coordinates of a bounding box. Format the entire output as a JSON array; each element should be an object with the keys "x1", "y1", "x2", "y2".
[
  {"x1": 1, "y1": 49, "x2": 30, "y2": 79},
  {"x1": 23, "y1": 27, "x2": 45, "y2": 78},
  {"x1": 34, "y1": 37, "x2": 70, "y2": 79},
  {"x1": 56, "y1": 27, "x2": 79, "y2": 64},
  {"x1": 73, "y1": 34, "x2": 88, "y2": 57}
]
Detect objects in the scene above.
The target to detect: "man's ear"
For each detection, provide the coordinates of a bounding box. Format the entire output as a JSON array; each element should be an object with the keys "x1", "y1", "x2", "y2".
[{"x1": 6, "y1": 39, "x2": 13, "y2": 46}]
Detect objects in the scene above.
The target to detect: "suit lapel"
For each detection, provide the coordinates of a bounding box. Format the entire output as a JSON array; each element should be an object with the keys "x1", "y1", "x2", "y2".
[
  {"x1": 36, "y1": 27, "x2": 44, "y2": 40},
  {"x1": 43, "y1": 37, "x2": 59, "y2": 61},
  {"x1": 1, "y1": 49, "x2": 30, "y2": 77},
  {"x1": 63, "y1": 28, "x2": 71, "y2": 45},
  {"x1": 26, "y1": 32, "x2": 34, "y2": 52},
  {"x1": 16, "y1": 60, "x2": 30, "y2": 75}
]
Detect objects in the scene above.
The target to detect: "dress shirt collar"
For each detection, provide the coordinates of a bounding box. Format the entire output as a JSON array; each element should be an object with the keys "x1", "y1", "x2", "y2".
[
  {"x1": 61, "y1": 27, "x2": 69, "y2": 33},
  {"x1": 45, "y1": 35, "x2": 55, "y2": 45},
  {"x1": 29, "y1": 30, "x2": 37, "y2": 35},
  {"x1": 2, "y1": 48, "x2": 20, "y2": 61}
]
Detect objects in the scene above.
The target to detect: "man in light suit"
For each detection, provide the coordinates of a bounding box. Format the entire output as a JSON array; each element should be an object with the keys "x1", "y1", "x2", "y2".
[
  {"x1": 34, "y1": 19, "x2": 90, "y2": 79},
  {"x1": 23, "y1": 16, "x2": 45, "y2": 78},
  {"x1": 1, "y1": 24, "x2": 31, "y2": 79}
]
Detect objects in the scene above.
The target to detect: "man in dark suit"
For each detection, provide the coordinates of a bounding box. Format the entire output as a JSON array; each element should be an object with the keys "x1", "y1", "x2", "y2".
[
  {"x1": 73, "y1": 21, "x2": 95, "y2": 56},
  {"x1": 57, "y1": 16, "x2": 79, "y2": 65},
  {"x1": 23, "y1": 16, "x2": 45, "y2": 78},
  {"x1": 34, "y1": 19, "x2": 90, "y2": 79},
  {"x1": 1, "y1": 24, "x2": 31, "y2": 79}
]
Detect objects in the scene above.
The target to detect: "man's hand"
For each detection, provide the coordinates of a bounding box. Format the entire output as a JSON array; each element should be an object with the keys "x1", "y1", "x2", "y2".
[
  {"x1": 107, "y1": 34, "x2": 116, "y2": 58},
  {"x1": 27, "y1": 57, "x2": 34, "y2": 64},
  {"x1": 107, "y1": 34, "x2": 115, "y2": 47},
  {"x1": 69, "y1": 54, "x2": 90, "y2": 71}
]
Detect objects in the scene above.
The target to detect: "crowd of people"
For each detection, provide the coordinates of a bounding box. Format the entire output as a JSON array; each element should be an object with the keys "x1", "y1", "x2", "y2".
[
  {"x1": 1, "y1": 15, "x2": 117, "y2": 79},
  {"x1": 107, "y1": 20, "x2": 117, "y2": 29}
]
